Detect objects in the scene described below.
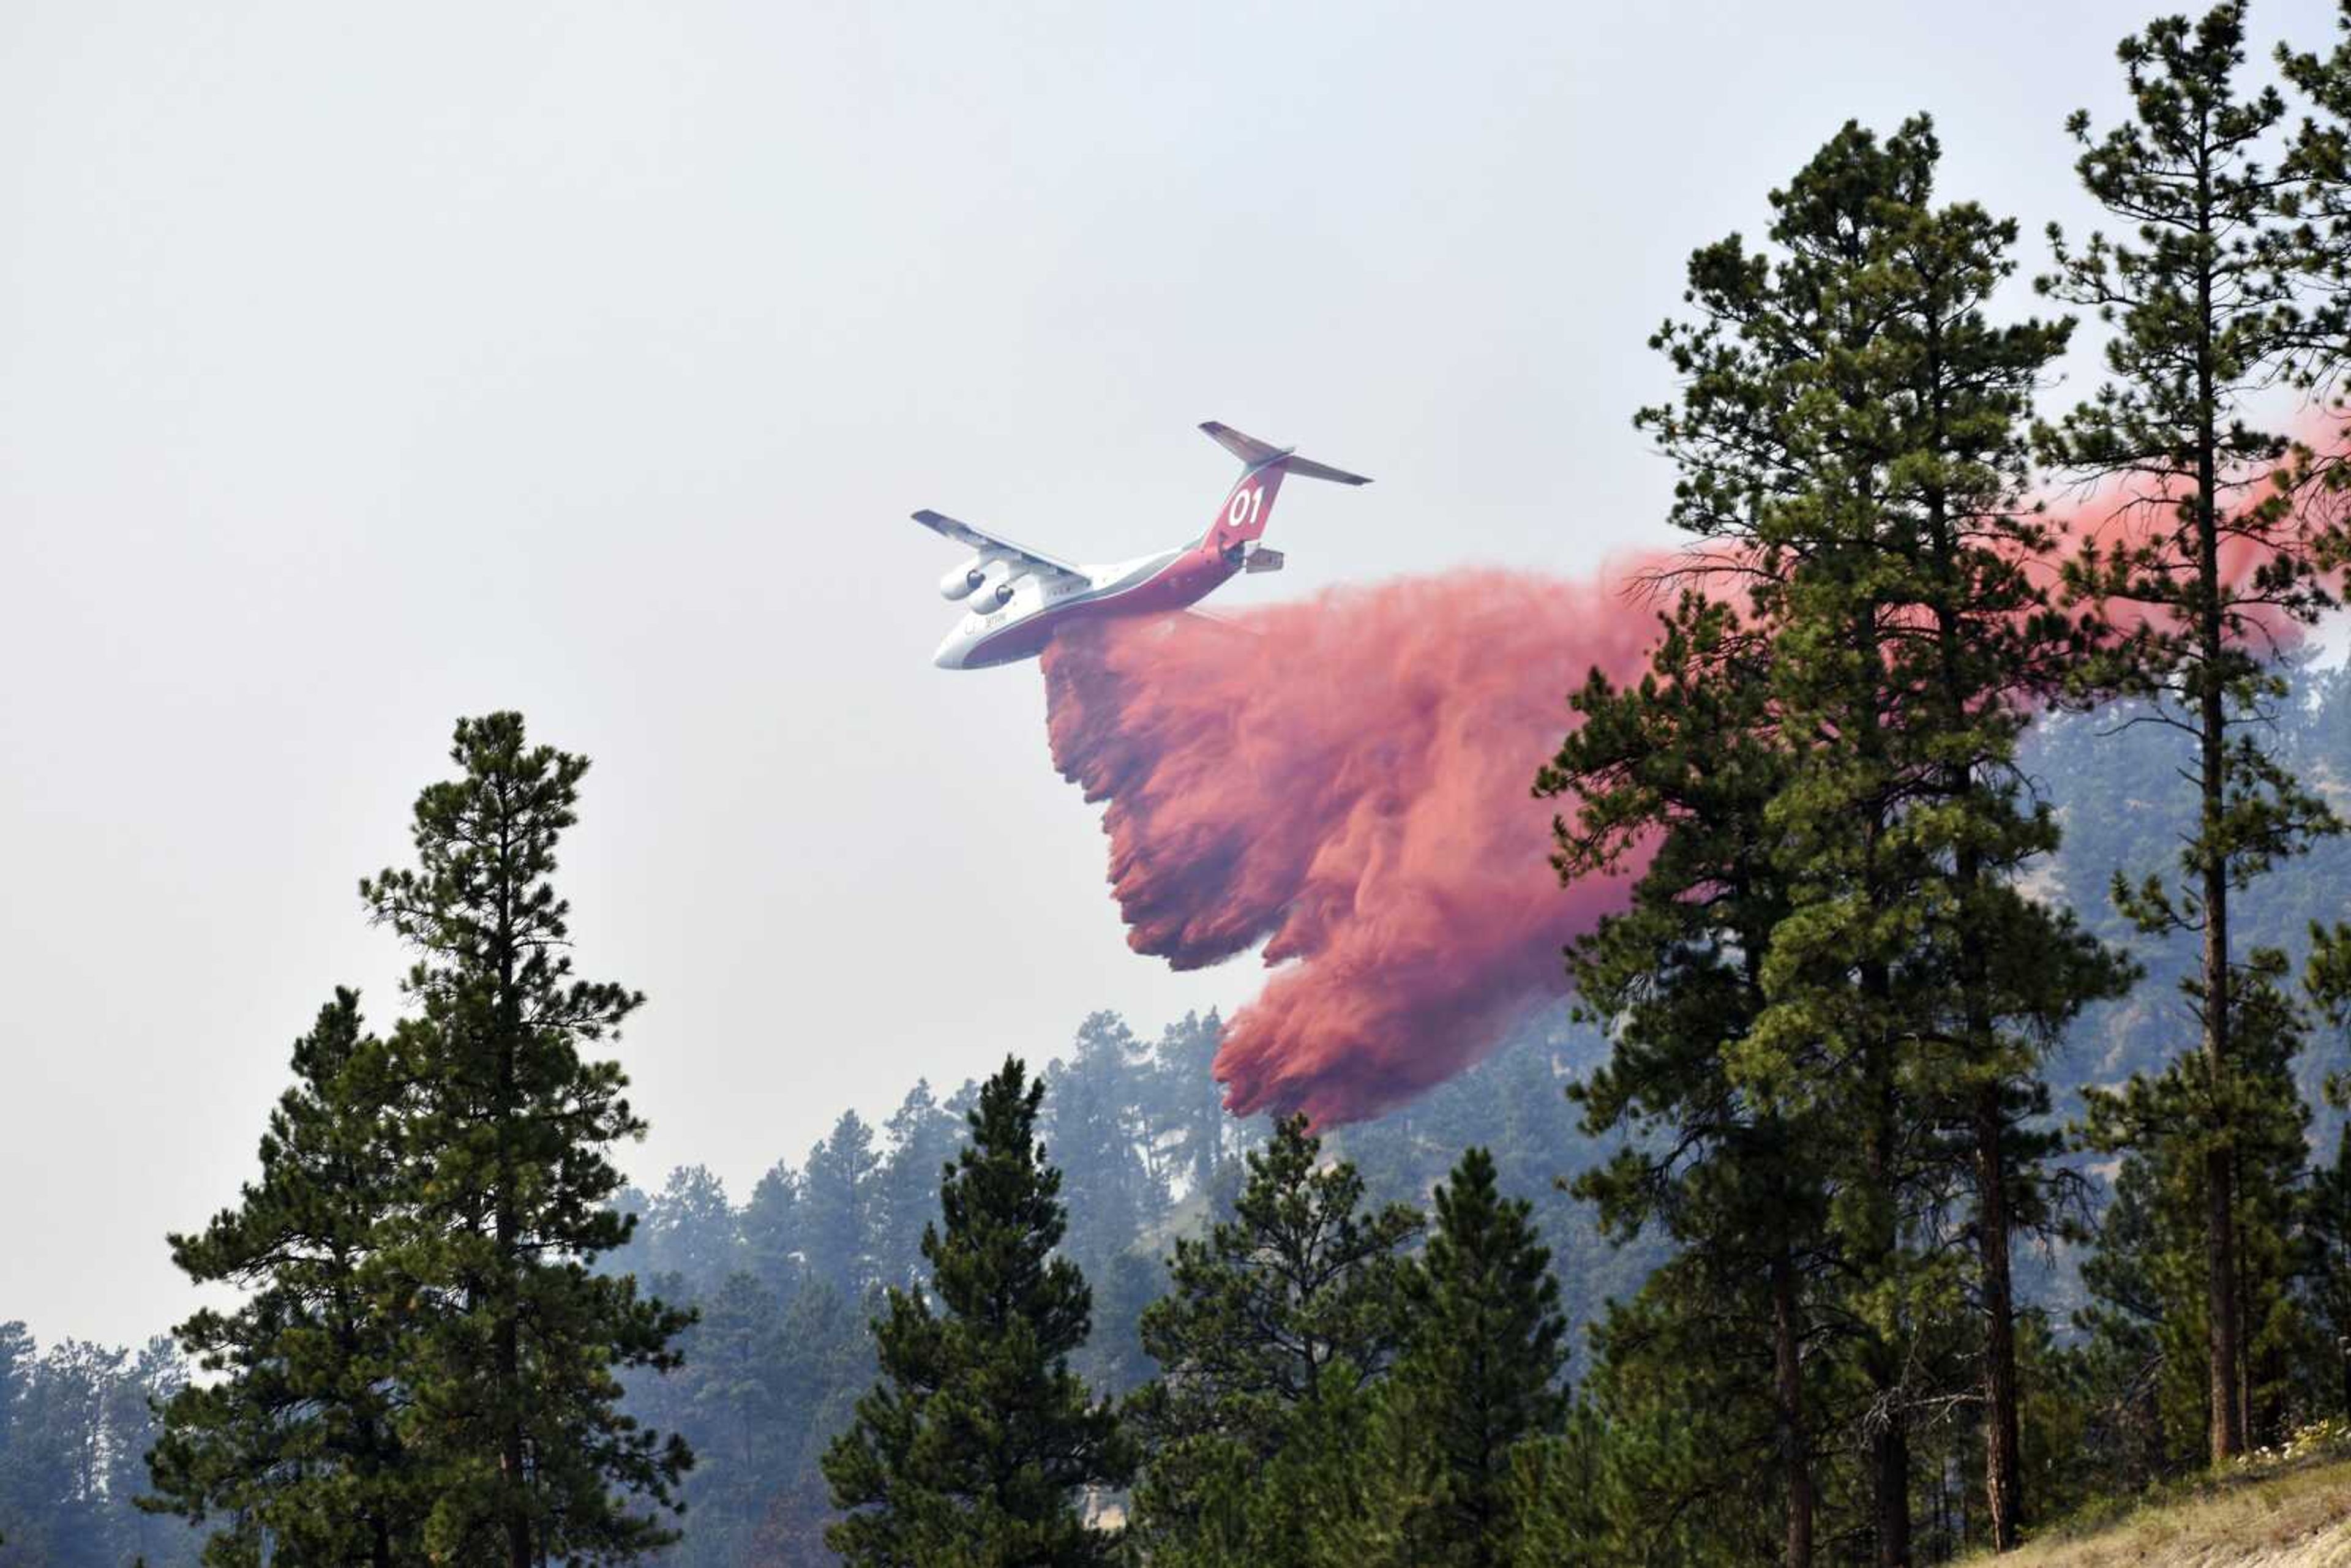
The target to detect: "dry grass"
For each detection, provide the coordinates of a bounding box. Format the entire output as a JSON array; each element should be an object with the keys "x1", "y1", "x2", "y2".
[{"x1": 1988, "y1": 1452, "x2": 2351, "y2": 1566}]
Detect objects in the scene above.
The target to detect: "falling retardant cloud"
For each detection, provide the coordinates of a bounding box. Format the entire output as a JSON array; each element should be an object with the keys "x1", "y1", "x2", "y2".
[
  {"x1": 1041, "y1": 566, "x2": 1671, "y2": 1125},
  {"x1": 1038, "y1": 468, "x2": 2344, "y2": 1127}
]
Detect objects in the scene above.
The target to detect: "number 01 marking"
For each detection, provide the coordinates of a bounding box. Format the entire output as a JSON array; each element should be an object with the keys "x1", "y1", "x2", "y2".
[{"x1": 1227, "y1": 486, "x2": 1261, "y2": 530}]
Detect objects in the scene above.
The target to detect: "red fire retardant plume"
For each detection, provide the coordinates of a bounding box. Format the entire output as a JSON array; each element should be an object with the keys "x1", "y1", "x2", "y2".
[
  {"x1": 1041, "y1": 567, "x2": 1670, "y2": 1125},
  {"x1": 1040, "y1": 487, "x2": 2334, "y2": 1127}
]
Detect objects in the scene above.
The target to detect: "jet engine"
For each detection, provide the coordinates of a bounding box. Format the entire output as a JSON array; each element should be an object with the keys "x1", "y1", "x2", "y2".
[
  {"x1": 938, "y1": 556, "x2": 988, "y2": 600},
  {"x1": 972, "y1": 573, "x2": 1019, "y2": 611}
]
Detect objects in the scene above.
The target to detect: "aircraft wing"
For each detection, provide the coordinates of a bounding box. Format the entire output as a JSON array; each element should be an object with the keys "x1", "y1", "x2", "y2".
[{"x1": 912, "y1": 509, "x2": 1087, "y2": 584}]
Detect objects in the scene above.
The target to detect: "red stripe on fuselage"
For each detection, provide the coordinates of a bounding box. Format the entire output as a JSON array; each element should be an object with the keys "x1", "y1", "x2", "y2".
[{"x1": 961, "y1": 544, "x2": 1239, "y2": 667}]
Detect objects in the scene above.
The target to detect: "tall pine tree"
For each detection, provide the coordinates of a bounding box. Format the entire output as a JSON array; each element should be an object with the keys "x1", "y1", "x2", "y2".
[
  {"x1": 1542, "y1": 591, "x2": 1836, "y2": 1566},
  {"x1": 2041, "y1": 1, "x2": 2344, "y2": 1464},
  {"x1": 1126, "y1": 1114, "x2": 1421, "y2": 1566},
  {"x1": 362, "y1": 712, "x2": 692, "y2": 1566},
  {"x1": 823, "y1": 1056, "x2": 1131, "y2": 1566},
  {"x1": 1046, "y1": 1013, "x2": 1165, "y2": 1280},
  {"x1": 1790, "y1": 114, "x2": 2135, "y2": 1546},
  {"x1": 1149, "y1": 1011, "x2": 1230, "y2": 1198},
  {"x1": 1380, "y1": 1147, "x2": 1567, "y2": 1568},
  {"x1": 803, "y1": 1110, "x2": 883, "y2": 1300},
  {"x1": 742, "y1": 1158, "x2": 807, "y2": 1300},
  {"x1": 147, "y1": 992, "x2": 419, "y2": 1567},
  {"x1": 1611, "y1": 114, "x2": 2128, "y2": 1558}
]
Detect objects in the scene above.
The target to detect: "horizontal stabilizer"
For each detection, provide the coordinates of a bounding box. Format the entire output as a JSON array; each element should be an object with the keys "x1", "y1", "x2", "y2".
[
  {"x1": 1283, "y1": 454, "x2": 1373, "y2": 486},
  {"x1": 1200, "y1": 421, "x2": 1371, "y2": 485}
]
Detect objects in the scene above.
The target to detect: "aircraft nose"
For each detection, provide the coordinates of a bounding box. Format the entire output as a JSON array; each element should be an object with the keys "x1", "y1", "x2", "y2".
[{"x1": 932, "y1": 636, "x2": 964, "y2": 670}]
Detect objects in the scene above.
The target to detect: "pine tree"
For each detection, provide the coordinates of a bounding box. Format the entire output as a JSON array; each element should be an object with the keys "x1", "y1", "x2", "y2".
[
  {"x1": 2041, "y1": 1, "x2": 2344, "y2": 1464},
  {"x1": 361, "y1": 711, "x2": 692, "y2": 1566},
  {"x1": 1046, "y1": 1013, "x2": 1164, "y2": 1279},
  {"x1": 773, "y1": 1277, "x2": 871, "y2": 1470},
  {"x1": 4, "y1": 1339, "x2": 159, "y2": 1568},
  {"x1": 822, "y1": 1056, "x2": 1131, "y2": 1567},
  {"x1": 1500, "y1": 1411, "x2": 1646, "y2": 1567},
  {"x1": 144, "y1": 990, "x2": 421, "y2": 1567},
  {"x1": 1627, "y1": 121, "x2": 1954, "y2": 1563},
  {"x1": 743, "y1": 1158, "x2": 806, "y2": 1299},
  {"x1": 1842, "y1": 129, "x2": 2140, "y2": 1546},
  {"x1": 1149, "y1": 1011, "x2": 1229, "y2": 1196},
  {"x1": 2304, "y1": 1131, "x2": 2351, "y2": 1423},
  {"x1": 2293, "y1": 20, "x2": 2351, "y2": 683},
  {"x1": 1739, "y1": 119, "x2": 2131, "y2": 1558},
  {"x1": 671, "y1": 1271, "x2": 793, "y2": 1565},
  {"x1": 1599, "y1": 113, "x2": 2131, "y2": 1558},
  {"x1": 1541, "y1": 591, "x2": 1836, "y2": 1566},
  {"x1": 645, "y1": 1164, "x2": 741, "y2": 1296},
  {"x1": 1125, "y1": 1114, "x2": 1421, "y2": 1564},
  {"x1": 1382, "y1": 1147, "x2": 1567, "y2": 1568},
  {"x1": 108, "y1": 1338, "x2": 192, "y2": 1568},
  {"x1": 803, "y1": 1109, "x2": 882, "y2": 1300},
  {"x1": 2075, "y1": 1043, "x2": 2314, "y2": 1469},
  {"x1": 877, "y1": 1078, "x2": 965, "y2": 1290}
]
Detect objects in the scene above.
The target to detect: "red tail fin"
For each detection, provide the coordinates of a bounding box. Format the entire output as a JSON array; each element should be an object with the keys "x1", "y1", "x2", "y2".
[
  {"x1": 1194, "y1": 422, "x2": 1369, "y2": 553},
  {"x1": 1203, "y1": 463, "x2": 1289, "y2": 553}
]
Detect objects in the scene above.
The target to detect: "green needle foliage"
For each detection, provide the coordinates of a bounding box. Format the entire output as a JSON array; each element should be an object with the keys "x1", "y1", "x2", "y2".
[
  {"x1": 1125, "y1": 1113, "x2": 1421, "y2": 1566},
  {"x1": 2041, "y1": 1, "x2": 2345, "y2": 1466},
  {"x1": 1381, "y1": 1146, "x2": 1567, "y2": 1568},
  {"x1": 1567, "y1": 111, "x2": 2131, "y2": 1561},
  {"x1": 146, "y1": 991, "x2": 421, "y2": 1568},
  {"x1": 359, "y1": 713, "x2": 694, "y2": 1566},
  {"x1": 1543, "y1": 591, "x2": 1840, "y2": 1566},
  {"x1": 822, "y1": 1056, "x2": 1132, "y2": 1567},
  {"x1": 147, "y1": 713, "x2": 692, "y2": 1568}
]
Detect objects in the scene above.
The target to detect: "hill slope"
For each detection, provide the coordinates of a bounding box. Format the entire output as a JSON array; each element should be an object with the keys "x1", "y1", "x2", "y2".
[{"x1": 1999, "y1": 1447, "x2": 2351, "y2": 1566}]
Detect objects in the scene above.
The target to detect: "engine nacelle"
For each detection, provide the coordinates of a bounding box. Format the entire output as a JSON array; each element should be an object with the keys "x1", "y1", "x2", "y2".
[
  {"x1": 938, "y1": 556, "x2": 987, "y2": 600},
  {"x1": 959, "y1": 560, "x2": 1021, "y2": 613}
]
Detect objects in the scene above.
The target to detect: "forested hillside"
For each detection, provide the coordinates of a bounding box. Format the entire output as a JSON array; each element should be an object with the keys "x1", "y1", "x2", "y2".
[{"x1": 2, "y1": 656, "x2": 2342, "y2": 1565}]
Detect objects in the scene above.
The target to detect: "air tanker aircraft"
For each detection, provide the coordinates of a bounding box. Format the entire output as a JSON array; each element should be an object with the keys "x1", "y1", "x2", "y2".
[{"x1": 919, "y1": 422, "x2": 1371, "y2": 669}]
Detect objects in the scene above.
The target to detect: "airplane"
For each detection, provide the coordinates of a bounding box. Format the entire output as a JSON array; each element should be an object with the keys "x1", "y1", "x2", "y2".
[{"x1": 918, "y1": 422, "x2": 1371, "y2": 669}]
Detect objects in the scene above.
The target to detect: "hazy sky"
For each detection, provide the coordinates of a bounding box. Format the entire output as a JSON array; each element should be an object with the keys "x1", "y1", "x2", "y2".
[{"x1": 4, "y1": 0, "x2": 2341, "y2": 1350}]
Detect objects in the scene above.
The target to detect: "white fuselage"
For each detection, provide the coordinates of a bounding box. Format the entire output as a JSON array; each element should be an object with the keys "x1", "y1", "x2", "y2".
[{"x1": 931, "y1": 545, "x2": 1201, "y2": 669}]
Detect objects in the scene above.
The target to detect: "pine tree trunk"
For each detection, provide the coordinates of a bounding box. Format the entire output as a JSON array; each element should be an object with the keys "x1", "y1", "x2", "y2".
[
  {"x1": 1866, "y1": 1006, "x2": 1911, "y2": 1568},
  {"x1": 2195, "y1": 187, "x2": 2247, "y2": 1469},
  {"x1": 1771, "y1": 1244, "x2": 1814, "y2": 1568},
  {"x1": 2237, "y1": 1161, "x2": 2263, "y2": 1446},
  {"x1": 497, "y1": 876, "x2": 533, "y2": 1568},
  {"x1": 1976, "y1": 1084, "x2": 2021, "y2": 1551},
  {"x1": 2200, "y1": 691, "x2": 2246, "y2": 1465},
  {"x1": 1921, "y1": 457, "x2": 2028, "y2": 1550},
  {"x1": 1853, "y1": 582, "x2": 1911, "y2": 1568},
  {"x1": 501, "y1": 1309, "x2": 529, "y2": 1568},
  {"x1": 1874, "y1": 1419, "x2": 1911, "y2": 1568}
]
